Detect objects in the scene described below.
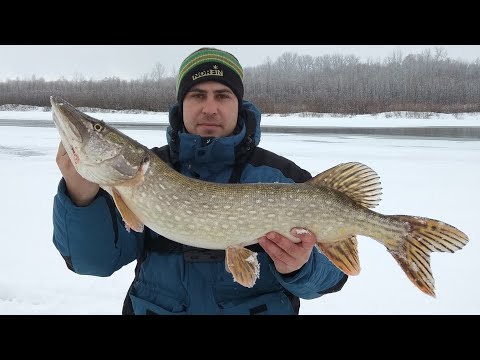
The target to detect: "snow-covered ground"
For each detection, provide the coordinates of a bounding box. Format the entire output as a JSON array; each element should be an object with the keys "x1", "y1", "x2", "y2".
[{"x1": 1, "y1": 108, "x2": 478, "y2": 314}]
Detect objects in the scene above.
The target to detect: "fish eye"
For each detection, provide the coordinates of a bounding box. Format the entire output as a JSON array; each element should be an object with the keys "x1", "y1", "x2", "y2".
[{"x1": 93, "y1": 123, "x2": 103, "y2": 131}]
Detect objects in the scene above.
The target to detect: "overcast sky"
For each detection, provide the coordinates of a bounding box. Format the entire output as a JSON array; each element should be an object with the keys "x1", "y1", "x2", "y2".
[{"x1": 1, "y1": 45, "x2": 479, "y2": 82}]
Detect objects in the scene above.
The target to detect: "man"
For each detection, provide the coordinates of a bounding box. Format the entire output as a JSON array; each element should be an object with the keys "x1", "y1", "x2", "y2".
[{"x1": 53, "y1": 47, "x2": 348, "y2": 315}]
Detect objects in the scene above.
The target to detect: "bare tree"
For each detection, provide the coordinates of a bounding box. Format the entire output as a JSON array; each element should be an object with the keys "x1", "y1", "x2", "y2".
[
  {"x1": 1, "y1": 48, "x2": 480, "y2": 114},
  {"x1": 150, "y1": 62, "x2": 166, "y2": 81}
]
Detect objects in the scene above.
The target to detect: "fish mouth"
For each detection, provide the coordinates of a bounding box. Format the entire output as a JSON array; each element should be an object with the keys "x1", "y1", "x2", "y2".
[
  {"x1": 50, "y1": 96, "x2": 143, "y2": 184},
  {"x1": 50, "y1": 96, "x2": 88, "y2": 147}
]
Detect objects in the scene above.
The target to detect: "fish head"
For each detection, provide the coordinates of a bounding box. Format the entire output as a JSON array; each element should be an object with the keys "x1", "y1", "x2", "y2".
[{"x1": 51, "y1": 96, "x2": 150, "y2": 186}]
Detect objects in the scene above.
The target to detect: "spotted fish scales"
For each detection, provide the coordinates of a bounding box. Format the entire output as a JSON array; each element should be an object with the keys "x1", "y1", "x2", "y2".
[{"x1": 51, "y1": 96, "x2": 469, "y2": 296}]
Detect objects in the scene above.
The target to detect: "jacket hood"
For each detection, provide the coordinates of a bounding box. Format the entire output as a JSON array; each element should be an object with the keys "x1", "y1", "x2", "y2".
[{"x1": 165, "y1": 100, "x2": 262, "y2": 176}]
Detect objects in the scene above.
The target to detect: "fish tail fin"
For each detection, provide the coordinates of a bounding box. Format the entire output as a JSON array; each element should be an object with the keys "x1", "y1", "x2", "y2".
[{"x1": 387, "y1": 215, "x2": 469, "y2": 297}]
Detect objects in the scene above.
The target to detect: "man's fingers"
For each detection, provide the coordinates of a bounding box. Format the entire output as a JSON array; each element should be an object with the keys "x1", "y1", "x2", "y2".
[
  {"x1": 258, "y1": 236, "x2": 293, "y2": 264},
  {"x1": 57, "y1": 141, "x2": 64, "y2": 153},
  {"x1": 56, "y1": 141, "x2": 75, "y2": 173},
  {"x1": 259, "y1": 230, "x2": 318, "y2": 274},
  {"x1": 265, "y1": 231, "x2": 300, "y2": 256},
  {"x1": 290, "y1": 228, "x2": 317, "y2": 249},
  {"x1": 57, "y1": 142, "x2": 67, "y2": 158}
]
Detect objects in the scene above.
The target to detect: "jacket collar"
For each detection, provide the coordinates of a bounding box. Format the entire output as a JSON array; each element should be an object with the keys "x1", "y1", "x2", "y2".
[{"x1": 166, "y1": 101, "x2": 260, "y2": 171}]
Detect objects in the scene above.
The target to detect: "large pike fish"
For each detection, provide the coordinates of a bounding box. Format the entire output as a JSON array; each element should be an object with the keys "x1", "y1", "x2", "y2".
[{"x1": 50, "y1": 96, "x2": 469, "y2": 297}]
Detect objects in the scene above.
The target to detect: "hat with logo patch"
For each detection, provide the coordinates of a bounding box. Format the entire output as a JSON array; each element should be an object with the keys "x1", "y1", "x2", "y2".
[{"x1": 176, "y1": 47, "x2": 244, "y2": 104}]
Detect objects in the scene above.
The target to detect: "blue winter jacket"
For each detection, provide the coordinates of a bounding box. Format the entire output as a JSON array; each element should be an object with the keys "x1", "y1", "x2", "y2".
[{"x1": 52, "y1": 100, "x2": 348, "y2": 315}]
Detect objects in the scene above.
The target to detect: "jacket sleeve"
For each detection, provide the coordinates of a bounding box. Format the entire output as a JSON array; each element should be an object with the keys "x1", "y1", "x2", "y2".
[
  {"x1": 271, "y1": 249, "x2": 348, "y2": 299},
  {"x1": 52, "y1": 178, "x2": 143, "y2": 276}
]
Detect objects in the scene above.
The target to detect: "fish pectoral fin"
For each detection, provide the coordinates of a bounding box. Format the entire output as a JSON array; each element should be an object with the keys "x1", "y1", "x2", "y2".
[
  {"x1": 317, "y1": 235, "x2": 360, "y2": 275},
  {"x1": 118, "y1": 156, "x2": 150, "y2": 188},
  {"x1": 112, "y1": 187, "x2": 144, "y2": 233},
  {"x1": 225, "y1": 247, "x2": 260, "y2": 288}
]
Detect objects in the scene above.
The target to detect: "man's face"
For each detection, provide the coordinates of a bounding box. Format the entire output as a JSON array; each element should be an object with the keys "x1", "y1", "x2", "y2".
[{"x1": 182, "y1": 81, "x2": 239, "y2": 138}]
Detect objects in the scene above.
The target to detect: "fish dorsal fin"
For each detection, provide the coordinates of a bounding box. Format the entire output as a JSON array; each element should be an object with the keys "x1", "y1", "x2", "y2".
[
  {"x1": 307, "y1": 162, "x2": 382, "y2": 209},
  {"x1": 317, "y1": 235, "x2": 360, "y2": 276},
  {"x1": 112, "y1": 187, "x2": 144, "y2": 233}
]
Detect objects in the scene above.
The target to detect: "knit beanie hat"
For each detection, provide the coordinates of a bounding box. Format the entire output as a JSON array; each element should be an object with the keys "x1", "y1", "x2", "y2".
[{"x1": 176, "y1": 47, "x2": 244, "y2": 104}]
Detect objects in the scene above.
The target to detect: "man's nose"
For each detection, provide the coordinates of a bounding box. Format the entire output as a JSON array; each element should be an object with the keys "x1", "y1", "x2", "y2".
[{"x1": 202, "y1": 95, "x2": 217, "y2": 115}]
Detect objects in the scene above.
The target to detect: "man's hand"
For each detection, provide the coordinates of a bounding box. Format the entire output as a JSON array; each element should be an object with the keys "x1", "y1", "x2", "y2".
[
  {"x1": 258, "y1": 228, "x2": 317, "y2": 275},
  {"x1": 56, "y1": 141, "x2": 99, "y2": 206}
]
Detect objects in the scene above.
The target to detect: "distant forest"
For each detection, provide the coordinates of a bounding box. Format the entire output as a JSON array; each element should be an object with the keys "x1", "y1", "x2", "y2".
[{"x1": 1, "y1": 47, "x2": 479, "y2": 114}]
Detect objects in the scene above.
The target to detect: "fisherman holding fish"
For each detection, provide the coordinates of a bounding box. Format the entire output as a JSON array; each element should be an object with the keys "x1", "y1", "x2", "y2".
[{"x1": 52, "y1": 47, "x2": 351, "y2": 314}]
